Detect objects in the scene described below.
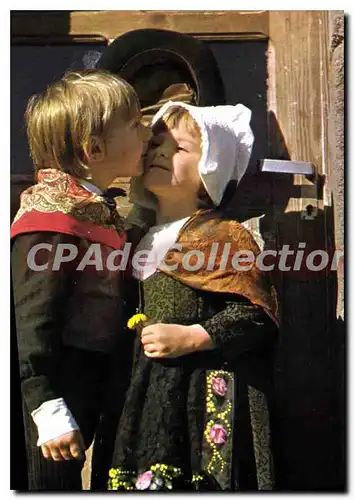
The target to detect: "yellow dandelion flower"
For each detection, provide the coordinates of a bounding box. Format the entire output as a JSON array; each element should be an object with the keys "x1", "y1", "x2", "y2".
[{"x1": 127, "y1": 313, "x2": 148, "y2": 330}]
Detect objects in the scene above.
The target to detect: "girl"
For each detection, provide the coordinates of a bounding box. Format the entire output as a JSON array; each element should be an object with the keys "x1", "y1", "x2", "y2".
[{"x1": 108, "y1": 102, "x2": 279, "y2": 491}]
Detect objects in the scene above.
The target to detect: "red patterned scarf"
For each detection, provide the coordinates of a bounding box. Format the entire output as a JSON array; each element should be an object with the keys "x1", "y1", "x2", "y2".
[{"x1": 11, "y1": 169, "x2": 126, "y2": 249}]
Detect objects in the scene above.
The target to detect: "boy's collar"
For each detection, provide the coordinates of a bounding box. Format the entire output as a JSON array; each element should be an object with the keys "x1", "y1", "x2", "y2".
[
  {"x1": 78, "y1": 179, "x2": 127, "y2": 199},
  {"x1": 78, "y1": 178, "x2": 103, "y2": 196}
]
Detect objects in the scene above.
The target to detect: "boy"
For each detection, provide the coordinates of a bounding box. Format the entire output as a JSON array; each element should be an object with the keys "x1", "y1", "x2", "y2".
[{"x1": 11, "y1": 69, "x2": 148, "y2": 490}]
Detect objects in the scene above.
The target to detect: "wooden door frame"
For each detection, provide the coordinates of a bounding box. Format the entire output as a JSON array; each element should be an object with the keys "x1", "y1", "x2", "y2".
[{"x1": 11, "y1": 10, "x2": 270, "y2": 40}]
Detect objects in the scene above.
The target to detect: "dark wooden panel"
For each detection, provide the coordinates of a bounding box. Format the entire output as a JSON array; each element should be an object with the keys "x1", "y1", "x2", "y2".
[{"x1": 10, "y1": 41, "x2": 107, "y2": 176}]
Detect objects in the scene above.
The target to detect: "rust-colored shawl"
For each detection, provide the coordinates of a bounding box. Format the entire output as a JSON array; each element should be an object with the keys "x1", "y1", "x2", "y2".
[{"x1": 159, "y1": 209, "x2": 279, "y2": 326}]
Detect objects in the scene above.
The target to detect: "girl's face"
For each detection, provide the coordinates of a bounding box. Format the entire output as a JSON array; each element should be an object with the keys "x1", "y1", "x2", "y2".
[{"x1": 143, "y1": 120, "x2": 202, "y2": 197}]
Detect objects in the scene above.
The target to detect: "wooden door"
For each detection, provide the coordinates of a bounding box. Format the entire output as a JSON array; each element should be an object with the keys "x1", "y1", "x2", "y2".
[{"x1": 11, "y1": 10, "x2": 344, "y2": 490}]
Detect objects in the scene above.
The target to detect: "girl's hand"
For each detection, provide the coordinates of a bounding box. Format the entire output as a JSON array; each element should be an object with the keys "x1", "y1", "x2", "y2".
[
  {"x1": 41, "y1": 430, "x2": 85, "y2": 461},
  {"x1": 141, "y1": 323, "x2": 213, "y2": 358}
]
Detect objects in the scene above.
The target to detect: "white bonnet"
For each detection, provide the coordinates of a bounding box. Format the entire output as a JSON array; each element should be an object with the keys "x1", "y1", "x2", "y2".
[{"x1": 152, "y1": 101, "x2": 254, "y2": 207}]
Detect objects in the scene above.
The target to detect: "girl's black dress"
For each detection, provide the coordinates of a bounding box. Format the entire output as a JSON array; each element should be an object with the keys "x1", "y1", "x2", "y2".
[{"x1": 108, "y1": 269, "x2": 277, "y2": 491}]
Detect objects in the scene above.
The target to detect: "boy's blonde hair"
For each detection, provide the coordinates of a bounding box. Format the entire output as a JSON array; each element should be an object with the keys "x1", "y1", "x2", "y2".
[
  {"x1": 25, "y1": 69, "x2": 140, "y2": 178},
  {"x1": 153, "y1": 105, "x2": 201, "y2": 141}
]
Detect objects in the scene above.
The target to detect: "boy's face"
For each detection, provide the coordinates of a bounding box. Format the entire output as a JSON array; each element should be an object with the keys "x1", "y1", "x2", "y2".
[
  {"x1": 103, "y1": 113, "x2": 149, "y2": 178},
  {"x1": 143, "y1": 120, "x2": 201, "y2": 196}
]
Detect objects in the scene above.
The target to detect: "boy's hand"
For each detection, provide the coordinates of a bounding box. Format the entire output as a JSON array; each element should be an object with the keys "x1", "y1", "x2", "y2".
[
  {"x1": 141, "y1": 323, "x2": 213, "y2": 358},
  {"x1": 41, "y1": 430, "x2": 85, "y2": 461}
]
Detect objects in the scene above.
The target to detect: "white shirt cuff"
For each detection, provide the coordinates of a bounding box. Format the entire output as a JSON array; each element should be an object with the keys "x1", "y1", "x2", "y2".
[{"x1": 31, "y1": 397, "x2": 80, "y2": 446}]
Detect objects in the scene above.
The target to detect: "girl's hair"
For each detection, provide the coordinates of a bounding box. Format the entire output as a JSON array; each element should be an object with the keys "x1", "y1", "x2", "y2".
[
  {"x1": 154, "y1": 105, "x2": 214, "y2": 208},
  {"x1": 152, "y1": 105, "x2": 201, "y2": 140},
  {"x1": 25, "y1": 69, "x2": 140, "y2": 178}
]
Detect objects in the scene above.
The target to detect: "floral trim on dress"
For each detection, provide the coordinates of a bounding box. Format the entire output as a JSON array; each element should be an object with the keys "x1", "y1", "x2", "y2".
[
  {"x1": 108, "y1": 464, "x2": 182, "y2": 491},
  {"x1": 202, "y1": 369, "x2": 234, "y2": 489},
  {"x1": 107, "y1": 464, "x2": 220, "y2": 491},
  {"x1": 108, "y1": 468, "x2": 136, "y2": 490}
]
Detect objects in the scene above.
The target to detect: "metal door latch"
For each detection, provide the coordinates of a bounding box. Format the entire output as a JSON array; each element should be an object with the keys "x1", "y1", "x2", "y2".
[{"x1": 259, "y1": 159, "x2": 321, "y2": 219}]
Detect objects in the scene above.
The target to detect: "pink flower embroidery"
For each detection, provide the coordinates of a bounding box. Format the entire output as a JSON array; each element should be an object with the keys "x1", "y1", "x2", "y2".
[
  {"x1": 210, "y1": 424, "x2": 228, "y2": 445},
  {"x1": 211, "y1": 376, "x2": 228, "y2": 397},
  {"x1": 136, "y1": 470, "x2": 153, "y2": 490}
]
